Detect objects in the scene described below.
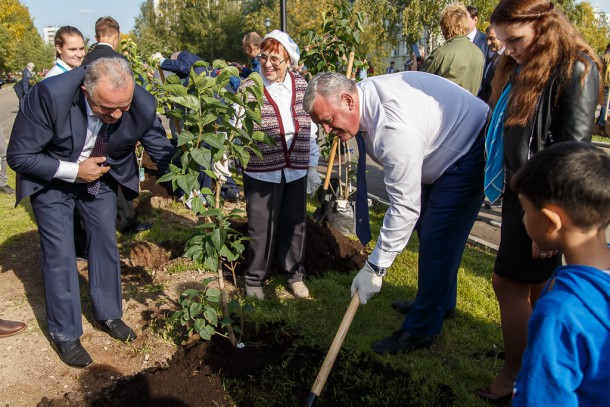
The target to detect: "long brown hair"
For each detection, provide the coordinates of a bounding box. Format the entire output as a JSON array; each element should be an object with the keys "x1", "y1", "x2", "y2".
[{"x1": 489, "y1": 0, "x2": 601, "y2": 127}]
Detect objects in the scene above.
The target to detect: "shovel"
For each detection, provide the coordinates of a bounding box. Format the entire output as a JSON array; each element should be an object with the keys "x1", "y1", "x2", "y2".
[
  {"x1": 312, "y1": 137, "x2": 340, "y2": 222},
  {"x1": 305, "y1": 292, "x2": 361, "y2": 407},
  {"x1": 311, "y1": 52, "x2": 355, "y2": 223}
]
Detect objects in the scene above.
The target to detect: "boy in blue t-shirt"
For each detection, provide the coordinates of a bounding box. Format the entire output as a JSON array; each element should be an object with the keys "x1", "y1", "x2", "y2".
[{"x1": 509, "y1": 142, "x2": 610, "y2": 406}]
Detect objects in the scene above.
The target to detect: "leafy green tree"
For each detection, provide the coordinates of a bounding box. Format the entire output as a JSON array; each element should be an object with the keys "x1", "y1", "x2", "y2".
[
  {"x1": 0, "y1": 0, "x2": 50, "y2": 73},
  {"x1": 300, "y1": 1, "x2": 365, "y2": 76},
  {"x1": 177, "y1": 0, "x2": 244, "y2": 62},
  {"x1": 354, "y1": 0, "x2": 402, "y2": 71},
  {"x1": 134, "y1": 0, "x2": 244, "y2": 63},
  {"x1": 402, "y1": 0, "x2": 451, "y2": 55},
  {"x1": 133, "y1": 0, "x2": 182, "y2": 57},
  {"x1": 157, "y1": 62, "x2": 267, "y2": 345},
  {"x1": 571, "y1": 2, "x2": 610, "y2": 54}
]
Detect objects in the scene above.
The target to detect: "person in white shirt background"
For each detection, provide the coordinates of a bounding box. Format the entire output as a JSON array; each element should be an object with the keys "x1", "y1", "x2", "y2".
[
  {"x1": 304, "y1": 71, "x2": 488, "y2": 354},
  {"x1": 236, "y1": 30, "x2": 320, "y2": 301},
  {"x1": 44, "y1": 26, "x2": 85, "y2": 79}
]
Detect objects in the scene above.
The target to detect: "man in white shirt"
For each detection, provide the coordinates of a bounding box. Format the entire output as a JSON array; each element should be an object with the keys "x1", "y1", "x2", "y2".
[{"x1": 304, "y1": 71, "x2": 489, "y2": 354}]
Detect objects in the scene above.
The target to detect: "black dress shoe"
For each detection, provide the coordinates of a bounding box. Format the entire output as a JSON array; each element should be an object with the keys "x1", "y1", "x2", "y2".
[
  {"x1": 474, "y1": 386, "x2": 512, "y2": 405},
  {"x1": 120, "y1": 222, "x2": 152, "y2": 234},
  {"x1": 391, "y1": 300, "x2": 456, "y2": 320},
  {"x1": 221, "y1": 189, "x2": 241, "y2": 203},
  {"x1": 51, "y1": 339, "x2": 92, "y2": 368},
  {"x1": 371, "y1": 330, "x2": 434, "y2": 355},
  {"x1": 93, "y1": 319, "x2": 137, "y2": 342}
]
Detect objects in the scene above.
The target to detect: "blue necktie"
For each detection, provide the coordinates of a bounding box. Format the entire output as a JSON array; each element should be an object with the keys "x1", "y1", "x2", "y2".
[
  {"x1": 355, "y1": 132, "x2": 372, "y2": 246},
  {"x1": 87, "y1": 123, "x2": 109, "y2": 196}
]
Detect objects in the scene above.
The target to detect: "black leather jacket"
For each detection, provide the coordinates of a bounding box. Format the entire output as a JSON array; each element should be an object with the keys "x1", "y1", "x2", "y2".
[{"x1": 503, "y1": 54, "x2": 599, "y2": 182}]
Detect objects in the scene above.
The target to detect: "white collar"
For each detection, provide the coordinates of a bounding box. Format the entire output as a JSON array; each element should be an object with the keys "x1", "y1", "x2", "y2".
[
  {"x1": 467, "y1": 28, "x2": 477, "y2": 42},
  {"x1": 357, "y1": 85, "x2": 366, "y2": 132},
  {"x1": 96, "y1": 42, "x2": 114, "y2": 49},
  {"x1": 262, "y1": 70, "x2": 292, "y2": 89},
  {"x1": 55, "y1": 58, "x2": 72, "y2": 71}
]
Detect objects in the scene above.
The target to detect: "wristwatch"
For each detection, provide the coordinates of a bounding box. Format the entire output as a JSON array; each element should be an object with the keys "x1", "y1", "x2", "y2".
[{"x1": 367, "y1": 261, "x2": 387, "y2": 277}]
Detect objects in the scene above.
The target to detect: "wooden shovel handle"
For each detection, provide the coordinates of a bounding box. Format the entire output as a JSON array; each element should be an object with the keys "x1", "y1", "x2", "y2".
[
  {"x1": 346, "y1": 51, "x2": 355, "y2": 80},
  {"x1": 309, "y1": 292, "x2": 360, "y2": 397},
  {"x1": 322, "y1": 137, "x2": 339, "y2": 191},
  {"x1": 320, "y1": 51, "x2": 355, "y2": 191}
]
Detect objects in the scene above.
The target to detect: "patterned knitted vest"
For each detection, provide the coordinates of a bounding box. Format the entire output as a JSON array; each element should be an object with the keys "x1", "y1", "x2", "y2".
[{"x1": 242, "y1": 72, "x2": 311, "y2": 172}]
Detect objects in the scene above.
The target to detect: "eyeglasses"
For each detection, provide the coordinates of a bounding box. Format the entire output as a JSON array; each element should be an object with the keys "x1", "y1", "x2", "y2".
[{"x1": 259, "y1": 53, "x2": 287, "y2": 67}]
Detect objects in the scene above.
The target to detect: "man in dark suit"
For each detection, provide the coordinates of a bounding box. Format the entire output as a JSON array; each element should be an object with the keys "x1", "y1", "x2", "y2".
[
  {"x1": 478, "y1": 25, "x2": 504, "y2": 104},
  {"x1": 7, "y1": 58, "x2": 175, "y2": 368},
  {"x1": 81, "y1": 16, "x2": 150, "y2": 236},
  {"x1": 466, "y1": 6, "x2": 489, "y2": 61},
  {"x1": 82, "y1": 16, "x2": 121, "y2": 66},
  {"x1": 18, "y1": 62, "x2": 35, "y2": 102}
]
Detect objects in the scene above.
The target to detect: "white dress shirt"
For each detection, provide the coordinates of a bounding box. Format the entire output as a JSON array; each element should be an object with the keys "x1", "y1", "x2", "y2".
[
  {"x1": 243, "y1": 72, "x2": 319, "y2": 184},
  {"x1": 44, "y1": 58, "x2": 72, "y2": 79},
  {"x1": 467, "y1": 28, "x2": 477, "y2": 42},
  {"x1": 357, "y1": 71, "x2": 489, "y2": 267},
  {"x1": 54, "y1": 100, "x2": 104, "y2": 182}
]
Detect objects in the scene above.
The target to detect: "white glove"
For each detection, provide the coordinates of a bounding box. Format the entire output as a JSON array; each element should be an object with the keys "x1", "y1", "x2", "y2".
[
  {"x1": 213, "y1": 155, "x2": 232, "y2": 182},
  {"x1": 351, "y1": 261, "x2": 383, "y2": 305},
  {"x1": 151, "y1": 52, "x2": 163, "y2": 63},
  {"x1": 306, "y1": 167, "x2": 322, "y2": 196}
]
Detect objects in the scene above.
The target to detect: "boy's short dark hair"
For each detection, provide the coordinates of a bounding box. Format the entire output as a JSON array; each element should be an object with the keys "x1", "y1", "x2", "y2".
[{"x1": 511, "y1": 142, "x2": 610, "y2": 229}]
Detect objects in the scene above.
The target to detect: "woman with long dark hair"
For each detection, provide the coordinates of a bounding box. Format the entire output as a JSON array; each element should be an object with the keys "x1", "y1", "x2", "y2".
[{"x1": 476, "y1": 1, "x2": 601, "y2": 404}]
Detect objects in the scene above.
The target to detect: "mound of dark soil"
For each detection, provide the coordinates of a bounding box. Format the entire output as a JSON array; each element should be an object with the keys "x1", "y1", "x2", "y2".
[
  {"x1": 39, "y1": 322, "x2": 457, "y2": 407},
  {"x1": 304, "y1": 219, "x2": 367, "y2": 276}
]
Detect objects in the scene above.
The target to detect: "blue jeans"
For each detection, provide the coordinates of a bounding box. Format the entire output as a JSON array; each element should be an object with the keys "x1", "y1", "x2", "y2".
[{"x1": 402, "y1": 135, "x2": 485, "y2": 336}]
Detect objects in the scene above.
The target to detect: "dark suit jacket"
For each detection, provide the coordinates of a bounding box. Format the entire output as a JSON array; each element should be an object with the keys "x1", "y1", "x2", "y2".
[
  {"x1": 160, "y1": 51, "x2": 240, "y2": 92},
  {"x1": 478, "y1": 52, "x2": 499, "y2": 103},
  {"x1": 82, "y1": 43, "x2": 126, "y2": 66},
  {"x1": 7, "y1": 66, "x2": 175, "y2": 204},
  {"x1": 472, "y1": 30, "x2": 489, "y2": 63},
  {"x1": 21, "y1": 68, "x2": 33, "y2": 97}
]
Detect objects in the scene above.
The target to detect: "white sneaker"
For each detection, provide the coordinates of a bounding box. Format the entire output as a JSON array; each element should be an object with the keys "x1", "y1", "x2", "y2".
[{"x1": 289, "y1": 281, "x2": 310, "y2": 299}]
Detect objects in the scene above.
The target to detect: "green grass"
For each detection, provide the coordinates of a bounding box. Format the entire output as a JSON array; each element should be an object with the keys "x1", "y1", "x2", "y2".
[
  {"x1": 0, "y1": 169, "x2": 37, "y2": 253},
  {"x1": 1, "y1": 167, "x2": 503, "y2": 405},
  {"x1": 234, "y1": 203, "x2": 501, "y2": 406}
]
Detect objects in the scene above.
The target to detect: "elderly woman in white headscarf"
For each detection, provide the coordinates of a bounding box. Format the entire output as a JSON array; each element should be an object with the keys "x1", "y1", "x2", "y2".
[{"x1": 238, "y1": 30, "x2": 320, "y2": 300}]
